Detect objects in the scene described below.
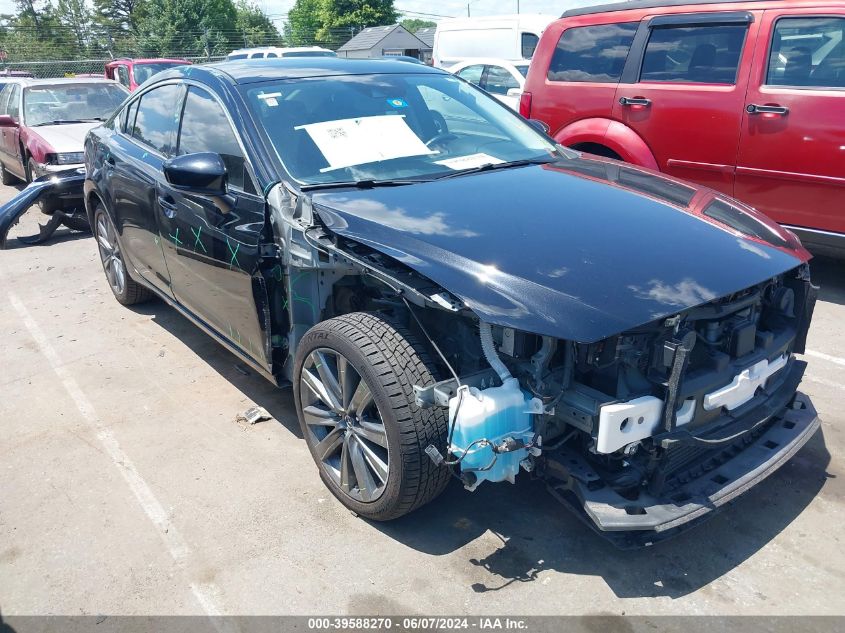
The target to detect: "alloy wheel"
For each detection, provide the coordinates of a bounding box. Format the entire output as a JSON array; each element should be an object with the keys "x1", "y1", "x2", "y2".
[
  {"x1": 299, "y1": 348, "x2": 390, "y2": 503},
  {"x1": 96, "y1": 213, "x2": 126, "y2": 296}
]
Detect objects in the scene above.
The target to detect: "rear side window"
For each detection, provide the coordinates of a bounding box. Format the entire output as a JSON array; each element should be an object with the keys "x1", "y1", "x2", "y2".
[
  {"x1": 640, "y1": 24, "x2": 747, "y2": 84},
  {"x1": 178, "y1": 87, "x2": 252, "y2": 192},
  {"x1": 7, "y1": 84, "x2": 20, "y2": 120},
  {"x1": 485, "y1": 66, "x2": 520, "y2": 95},
  {"x1": 767, "y1": 17, "x2": 845, "y2": 88},
  {"x1": 521, "y1": 32, "x2": 540, "y2": 58},
  {"x1": 548, "y1": 23, "x2": 638, "y2": 82},
  {"x1": 0, "y1": 85, "x2": 11, "y2": 114},
  {"x1": 131, "y1": 84, "x2": 182, "y2": 155}
]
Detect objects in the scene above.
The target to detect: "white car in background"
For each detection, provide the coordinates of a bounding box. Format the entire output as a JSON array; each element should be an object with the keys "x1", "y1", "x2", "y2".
[
  {"x1": 433, "y1": 14, "x2": 555, "y2": 68},
  {"x1": 227, "y1": 47, "x2": 337, "y2": 60},
  {"x1": 450, "y1": 59, "x2": 530, "y2": 110}
]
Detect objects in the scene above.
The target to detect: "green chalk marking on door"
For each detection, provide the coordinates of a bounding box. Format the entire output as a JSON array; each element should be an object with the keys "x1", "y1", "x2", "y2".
[
  {"x1": 191, "y1": 226, "x2": 207, "y2": 253},
  {"x1": 169, "y1": 227, "x2": 182, "y2": 246},
  {"x1": 227, "y1": 239, "x2": 241, "y2": 268}
]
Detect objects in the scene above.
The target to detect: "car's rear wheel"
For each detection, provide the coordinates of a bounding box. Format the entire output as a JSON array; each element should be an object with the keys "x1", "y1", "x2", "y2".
[
  {"x1": 293, "y1": 312, "x2": 450, "y2": 521},
  {"x1": 0, "y1": 161, "x2": 18, "y2": 185},
  {"x1": 93, "y1": 203, "x2": 152, "y2": 305}
]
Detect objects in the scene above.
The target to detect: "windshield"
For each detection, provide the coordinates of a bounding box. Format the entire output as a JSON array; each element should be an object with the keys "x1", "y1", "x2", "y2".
[
  {"x1": 245, "y1": 73, "x2": 557, "y2": 186},
  {"x1": 134, "y1": 62, "x2": 186, "y2": 84},
  {"x1": 24, "y1": 83, "x2": 127, "y2": 126}
]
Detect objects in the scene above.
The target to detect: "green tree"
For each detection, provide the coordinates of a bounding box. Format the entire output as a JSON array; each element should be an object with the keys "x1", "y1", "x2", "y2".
[
  {"x1": 92, "y1": 0, "x2": 147, "y2": 37},
  {"x1": 135, "y1": 0, "x2": 240, "y2": 57},
  {"x1": 55, "y1": 0, "x2": 93, "y2": 51},
  {"x1": 235, "y1": 0, "x2": 280, "y2": 47},
  {"x1": 317, "y1": 0, "x2": 398, "y2": 42},
  {"x1": 285, "y1": 0, "x2": 324, "y2": 46},
  {"x1": 400, "y1": 18, "x2": 434, "y2": 33}
]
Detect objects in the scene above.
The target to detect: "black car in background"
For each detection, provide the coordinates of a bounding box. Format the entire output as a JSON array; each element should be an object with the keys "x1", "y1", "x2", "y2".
[{"x1": 74, "y1": 59, "x2": 818, "y2": 545}]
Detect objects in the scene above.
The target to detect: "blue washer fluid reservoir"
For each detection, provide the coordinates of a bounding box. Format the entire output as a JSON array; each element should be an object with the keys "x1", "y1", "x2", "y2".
[{"x1": 448, "y1": 377, "x2": 540, "y2": 491}]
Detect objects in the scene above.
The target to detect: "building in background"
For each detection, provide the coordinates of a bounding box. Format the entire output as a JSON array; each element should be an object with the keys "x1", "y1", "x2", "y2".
[
  {"x1": 337, "y1": 24, "x2": 431, "y2": 60},
  {"x1": 414, "y1": 27, "x2": 436, "y2": 64}
]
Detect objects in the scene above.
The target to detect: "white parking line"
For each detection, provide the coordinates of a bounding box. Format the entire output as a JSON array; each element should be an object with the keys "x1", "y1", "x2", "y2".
[
  {"x1": 804, "y1": 375, "x2": 845, "y2": 392},
  {"x1": 805, "y1": 350, "x2": 845, "y2": 368},
  {"x1": 8, "y1": 292, "x2": 233, "y2": 626}
]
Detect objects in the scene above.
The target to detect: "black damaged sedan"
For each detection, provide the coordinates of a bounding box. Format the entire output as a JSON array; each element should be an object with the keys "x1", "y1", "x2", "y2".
[{"x1": 25, "y1": 59, "x2": 822, "y2": 544}]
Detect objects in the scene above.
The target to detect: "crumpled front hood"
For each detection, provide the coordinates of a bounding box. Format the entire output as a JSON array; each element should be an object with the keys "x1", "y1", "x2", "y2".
[
  {"x1": 312, "y1": 157, "x2": 808, "y2": 343},
  {"x1": 28, "y1": 122, "x2": 98, "y2": 154}
]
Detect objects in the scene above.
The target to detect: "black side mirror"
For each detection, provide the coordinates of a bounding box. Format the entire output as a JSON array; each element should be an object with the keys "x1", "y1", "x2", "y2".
[
  {"x1": 528, "y1": 119, "x2": 550, "y2": 135},
  {"x1": 163, "y1": 152, "x2": 227, "y2": 196}
]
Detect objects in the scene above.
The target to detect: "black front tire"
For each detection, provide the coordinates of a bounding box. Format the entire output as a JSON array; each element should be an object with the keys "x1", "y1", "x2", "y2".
[{"x1": 293, "y1": 312, "x2": 450, "y2": 521}]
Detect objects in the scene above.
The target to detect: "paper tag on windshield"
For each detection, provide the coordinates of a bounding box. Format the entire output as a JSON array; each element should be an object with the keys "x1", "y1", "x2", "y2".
[
  {"x1": 296, "y1": 115, "x2": 435, "y2": 172},
  {"x1": 435, "y1": 153, "x2": 504, "y2": 171}
]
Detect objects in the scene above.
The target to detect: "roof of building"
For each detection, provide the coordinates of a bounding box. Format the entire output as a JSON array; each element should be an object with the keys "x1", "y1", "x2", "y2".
[
  {"x1": 415, "y1": 27, "x2": 436, "y2": 48},
  {"x1": 337, "y1": 24, "x2": 429, "y2": 52}
]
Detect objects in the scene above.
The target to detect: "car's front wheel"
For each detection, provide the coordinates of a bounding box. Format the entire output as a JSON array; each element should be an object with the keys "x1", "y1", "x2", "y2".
[{"x1": 293, "y1": 312, "x2": 450, "y2": 520}]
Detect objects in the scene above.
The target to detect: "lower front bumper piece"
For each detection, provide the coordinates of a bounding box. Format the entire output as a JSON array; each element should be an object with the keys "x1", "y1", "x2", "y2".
[{"x1": 546, "y1": 385, "x2": 819, "y2": 549}]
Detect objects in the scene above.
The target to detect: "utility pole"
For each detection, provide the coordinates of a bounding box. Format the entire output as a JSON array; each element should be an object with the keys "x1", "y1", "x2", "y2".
[{"x1": 467, "y1": 4, "x2": 470, "y2": 17}]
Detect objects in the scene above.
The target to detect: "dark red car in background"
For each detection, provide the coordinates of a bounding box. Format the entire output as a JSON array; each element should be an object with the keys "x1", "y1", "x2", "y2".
[
  {"x1": 105, "y1": 58, "x2": 192, "y2": 91},
  {"x1": 521, "y1": 0, "x2": 845, "y2": 256}
]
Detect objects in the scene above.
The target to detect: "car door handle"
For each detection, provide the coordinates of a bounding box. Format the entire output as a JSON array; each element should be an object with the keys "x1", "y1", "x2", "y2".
[
  {"x1": 157, "y1": 195, "x2": 177, "y2": 218},
  {"x1": 619, "y1": 96, "x2": 652, "y2": 107},
  {"x1": 746, "y1": 104, "x2": 789, "y2": 115}
]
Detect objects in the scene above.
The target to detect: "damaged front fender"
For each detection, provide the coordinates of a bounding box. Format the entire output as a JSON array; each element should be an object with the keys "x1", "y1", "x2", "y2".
[{"x1": 0, "y1": 168, "x2": 87, "y2": 249}]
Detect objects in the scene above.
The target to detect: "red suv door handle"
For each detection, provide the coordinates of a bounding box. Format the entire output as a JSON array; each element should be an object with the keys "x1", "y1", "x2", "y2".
[
  {"x1": 619, "y1": 96, "x2": 652, "y2": 107},
  {"x1": 746, "y1": 104, "x2": 789, "y2": 115}
]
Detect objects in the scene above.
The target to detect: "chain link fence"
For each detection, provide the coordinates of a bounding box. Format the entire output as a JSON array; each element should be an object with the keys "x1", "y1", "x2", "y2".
[
  {"x1": 0, "y1": 56, "x2": 227, "y2": 79},
  {"x1": 0, "y1": 26, "x2": 363, "y2": 79}
]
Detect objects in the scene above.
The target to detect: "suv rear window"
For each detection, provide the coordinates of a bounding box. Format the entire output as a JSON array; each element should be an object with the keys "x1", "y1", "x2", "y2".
[
  {"x1": 548, "y1": 23, "x2": 638, "y2": 82},
  {"x1": 640, "y1": 24, "x2": 747, "y2": 84}
]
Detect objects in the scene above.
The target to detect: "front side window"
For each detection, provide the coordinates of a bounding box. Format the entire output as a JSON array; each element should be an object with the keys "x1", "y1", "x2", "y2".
[
  {"x1": 244, "y1": 73, "x2": 557, "y2": 186},
  {"x1": 521, "y1": 32, "x2": 540, "y2": 59},
  {"x1": 178, "y1": 87, "x2": 251, "y2": 191},
  {"x1": 640, "y1": 24, "x2": 747, "y2": 84},
  {"x1": 130, "y1": 84, "x2": 181, "y2": 154},
  {"x1": 548, "y1": 23, "x2": 638, "y2": 82},
  {"x1": 23, "y1": 83, "x2": 127, "y2": 127},
  {"x1": 767, "y1": 17, "x2": 845, "y2": 88},
  {"x1": 456, "y1": 64, "x2": 484, "y2": 86},
  {"x1": 484, "y1": 65, "x2": 520, "y2": 95}
]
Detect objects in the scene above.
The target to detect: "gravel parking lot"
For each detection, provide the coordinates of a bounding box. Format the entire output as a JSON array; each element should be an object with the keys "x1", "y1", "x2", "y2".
[{"x1": 1, "y1": 181, "x2": 843, "y2": 617}]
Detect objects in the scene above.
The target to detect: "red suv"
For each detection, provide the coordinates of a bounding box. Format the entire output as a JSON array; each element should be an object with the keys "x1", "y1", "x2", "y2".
[
  {"x1": 105, "y1": 58, "x2": 191, "y2": 91},
  {"x1": 522, "y1": 0, "x2": 845, "y2": 256}
]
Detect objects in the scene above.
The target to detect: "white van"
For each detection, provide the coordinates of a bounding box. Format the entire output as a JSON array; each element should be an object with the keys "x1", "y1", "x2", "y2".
[
  {"x1": 227, "y1": 47, "x2": 337, "y2": 61},
  {"x1": 433, "y1": 14, "x2": 556, "y2": 68}
]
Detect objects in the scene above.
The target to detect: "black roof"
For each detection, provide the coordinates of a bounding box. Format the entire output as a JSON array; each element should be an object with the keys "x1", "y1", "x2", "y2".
[
  {"x1": 562, "y1": 0, "x2": 779, "y2": 18},
  {"x1": 201, "y1": 58, "x2": 444, "y2": 84}
]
